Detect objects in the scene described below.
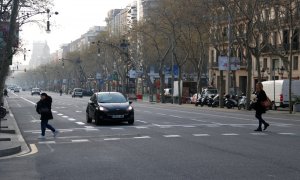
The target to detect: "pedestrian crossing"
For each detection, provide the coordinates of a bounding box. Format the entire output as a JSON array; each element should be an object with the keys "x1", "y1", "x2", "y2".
[{"x1": 33, "y1": 131, "x2": 297, "y2": 145}]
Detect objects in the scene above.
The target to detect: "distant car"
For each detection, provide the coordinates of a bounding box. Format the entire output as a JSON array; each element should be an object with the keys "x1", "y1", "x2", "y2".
[
  {"x1": 86, "y1": 92, "x2": 134, "y2": 125},
  {"x1": 14, "y1": 87, "x2": 20, "y2": 93},
  {"x1": 201, "y1": 88, "x2": 218, "y2": 98},
  {"x1": 82, "y1": 89, "x2": 93, "y2": 96},
  {"x1": 31, "y1": 88, "x2": 41, "y2": 95},
  {"x1": 72, "y1": 88, "x2": 83, "y2": 98}
]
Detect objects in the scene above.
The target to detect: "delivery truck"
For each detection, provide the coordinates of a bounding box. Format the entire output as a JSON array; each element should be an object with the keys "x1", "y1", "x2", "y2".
[{"x1": 262, "y1": 80, "x2": 300, "y2": 109}]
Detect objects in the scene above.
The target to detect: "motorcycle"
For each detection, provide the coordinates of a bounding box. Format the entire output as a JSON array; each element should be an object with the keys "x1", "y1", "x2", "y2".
[{"x1": 224, "y1": 94, "x2": 238, "y2": 109}]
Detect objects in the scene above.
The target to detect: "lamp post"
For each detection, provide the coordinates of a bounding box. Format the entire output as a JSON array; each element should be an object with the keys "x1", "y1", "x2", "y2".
[{"x1": 46, "y1": 9, "x2": 59, "y2": 33}]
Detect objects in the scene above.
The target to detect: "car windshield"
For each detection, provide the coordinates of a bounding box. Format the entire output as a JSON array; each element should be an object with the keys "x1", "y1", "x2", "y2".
[
  {"x1": 97, "y1": 93, "x2": 127, "y2": 103},
  {"x1": 33, "y1": 88, "x2": 40, "y2": 91},
  {"x1": 74, "y1": 89, "x2": 82, "y2": 92}
]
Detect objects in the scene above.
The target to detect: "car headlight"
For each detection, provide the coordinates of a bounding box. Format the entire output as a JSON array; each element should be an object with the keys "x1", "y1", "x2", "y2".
[
  {"x1": 99, "y1": 106, "x2": 108, "y2": 112},
  {"x1": 127, "y1": 106, "x2": 133, "y2": 111}
]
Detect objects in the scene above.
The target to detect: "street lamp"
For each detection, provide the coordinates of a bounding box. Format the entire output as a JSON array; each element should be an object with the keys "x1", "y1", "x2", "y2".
[{"x1": 46, "y1": 9, "x2": 59, "y2": 33}]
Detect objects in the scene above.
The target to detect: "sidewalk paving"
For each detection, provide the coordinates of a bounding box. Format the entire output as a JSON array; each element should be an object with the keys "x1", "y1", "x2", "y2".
[{"x1": 0, "y1": 98, "x2": 29, "y2": 158}]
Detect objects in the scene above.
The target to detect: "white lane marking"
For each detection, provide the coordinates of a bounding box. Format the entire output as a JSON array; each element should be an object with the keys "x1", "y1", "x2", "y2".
[
  {"x1": 183, "y1": 125, "x2": 196, "y2": 128},
  {"x1": 164, "y1": 135, "x2": 181, "y2": 138},
  {"x1": 68, "y1": 118, "x2": 76, "y2": 121},
  {"x1": 30, "y1": 120, "x2": 40, "y2": 123},
  {"x1": 279, "y1": 133, "x2": 296, "y2": 135},
  {"x1": 104, "y1": 138, "x2": 121, "y2": 141},
  {"x1": 133, "y1": 136, "x2": 151, "y2": 139},
  {"x1": 222, "y1": 133, "x2": 239, "y2": 136},
  {"x1": 75, "y1": 122, "x2": 85, "y2": 125},
  {"x1": 52, "y1": 111, "x2": 57, "y2": 113},
  {"x1": 135, "y1": 126, "x2": 148, "y2": 129},
  {"x1": 62, "y1": 116, "x2": 69, "y2": 118},
  {"x1": 169, "y1": 115, "x2": 183, "y2": 118},
  {"x1": 71, "y1": 139, "x2": 89, "y2": 143},
  {"x1": 38, "y1": 141, "x2": 56, "y2": 144},
  {"x1": 156, "y1": 113, "x2": 167, "y2": 116},
  {"x1": 136, "y1": 120, "x2": 147, "y2": 123},
  {"x1": 17, "y1": 103, "x2": 21, "y2": 107},
  {"x1": 84, "y1": 126, "x2": 94, "y2": 129},
  {"x1": 76, "y1": 111, "x2": 82, "y2": 113},
  {"x1": 57, "y1": 114, "x2": 63, "y2": 116},
  {"x1": 190, "y1": 118, "x2": 207, "y2": 122},
  {"x1": 251, "y1": 133, "x2": 268, "y2": 136},
  {"x1": 20, "y1": 97, "x2": 36, "y2": 105},
  {"x1": 111, "y1": 128, "x2": 124, "y2": 130},
  {"x1": 160, "y1": 126, "x2": 171, "y2": 128},
  {"x1": 193, "y1": 134, "x2": 210, "y2": 137},
  {"x1": 85, "y1": 128, "x2": 99, "y2": 131}
]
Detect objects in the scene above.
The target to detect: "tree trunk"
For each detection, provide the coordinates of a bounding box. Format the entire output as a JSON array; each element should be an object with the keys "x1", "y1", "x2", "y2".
[
  {"x1": 246, "y1": 49, "x2": 253, "y2": 109},
  {"x1": 178, "y1": 66, "x2": 182, "y2": 105},
  {"x1": 0, "y1": 0, "x2": 20, "y2": 104}
]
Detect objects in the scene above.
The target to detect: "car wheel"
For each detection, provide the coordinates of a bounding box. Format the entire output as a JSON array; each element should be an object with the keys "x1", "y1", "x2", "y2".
[
  {"x1": 86, "y1": 112, "x2": 92, "y2": 123},
  {"x1": 128, "y1": 118, "x2": 134, "y2": 125}
]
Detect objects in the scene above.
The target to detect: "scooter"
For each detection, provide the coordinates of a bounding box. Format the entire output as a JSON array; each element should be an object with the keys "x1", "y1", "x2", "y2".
[
  {"x1": 224, "y1": 94, "x2": 238, "y2": 109},
  {"x1": 238, "y1": 96, "x2": 247, "y2": 110}
]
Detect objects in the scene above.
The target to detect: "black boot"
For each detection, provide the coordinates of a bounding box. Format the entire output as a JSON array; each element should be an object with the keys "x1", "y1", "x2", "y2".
[
  {"x1": 254, "y1": 128, "x2": 262, "y2": 132},
  {"x1": 263, "y1": 123, "x2": 270, "y2": 131}
]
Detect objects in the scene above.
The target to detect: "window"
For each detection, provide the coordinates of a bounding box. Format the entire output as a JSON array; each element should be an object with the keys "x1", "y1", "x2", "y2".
[
  {"x1": 272, "y1": 59, "x2": 279, "y2": 70},
  {"x1": 263, "y1": 58, "x2": 268, "y2": 69},
  {"x1": 293, "y1": 56, "x2": 299, "y2": 70},
  {"x1": 283, "y1": 30, "x2": 289, "y2": 50},
  {"x1": 292, "y1": 29, "x2": 299, "y2": 50}
]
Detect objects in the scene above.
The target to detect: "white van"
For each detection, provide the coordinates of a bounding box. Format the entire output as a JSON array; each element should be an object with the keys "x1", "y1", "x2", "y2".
[{"x1": 262, "y1": 80, "x2": 300, "y2": 109}]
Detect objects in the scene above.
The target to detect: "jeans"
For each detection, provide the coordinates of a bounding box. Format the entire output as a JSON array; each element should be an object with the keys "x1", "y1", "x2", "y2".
[
  {"x1": 41, "y1": 119, "x2": 55, "y2": 136},
  {"x1": 255, "y1": 112, "x2": 267, "y2": 129}
]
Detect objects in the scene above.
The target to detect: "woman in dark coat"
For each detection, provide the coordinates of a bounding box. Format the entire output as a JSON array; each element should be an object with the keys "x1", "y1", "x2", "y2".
[
  {"x1": 254, "y1": 82, "x2": 270, "y2": 131},
  {"x1": 36, "y1": 93, "x2": 58, "y2": 139}
]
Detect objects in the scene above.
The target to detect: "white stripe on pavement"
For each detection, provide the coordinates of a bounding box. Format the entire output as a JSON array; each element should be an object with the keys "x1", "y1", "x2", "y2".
[
  {"x1": 133, "y1": 136, "x2": 151, "y2": 139},
  {"x1": 222, "y1": 133, "x2": 239, "y2": 136},
  {"x1": 193, "y1": 134, "x2": 210, "y2": 137},
  {"x1": 75, "y1": 122, "x2": 85, "y2": 125},
  {"x1": 71, "y1": 139, "x2": 89, "y2": 143},
  {"x1": 164, "y1": 135, "x2": 181, "y2": 138}
]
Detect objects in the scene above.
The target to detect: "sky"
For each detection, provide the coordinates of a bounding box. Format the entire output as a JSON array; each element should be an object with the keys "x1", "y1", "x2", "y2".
[{"x1": 15, "y1": 0, "x2": 133, "y2": 64}]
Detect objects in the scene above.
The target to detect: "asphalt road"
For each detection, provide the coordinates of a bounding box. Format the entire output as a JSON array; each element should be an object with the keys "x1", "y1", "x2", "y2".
[{"x1": 1, "y1": 91, "x2": 300, "y2": 180}]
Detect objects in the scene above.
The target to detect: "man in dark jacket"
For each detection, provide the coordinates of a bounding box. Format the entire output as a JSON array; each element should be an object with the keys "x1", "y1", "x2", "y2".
[{"x1": 36, "y1": 93, "x2": 58, "y2": 139}]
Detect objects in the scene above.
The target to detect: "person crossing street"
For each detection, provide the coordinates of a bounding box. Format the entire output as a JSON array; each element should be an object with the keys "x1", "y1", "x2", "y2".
[{"x1": 36, "y1": 93, "x2": 59, "y2": 139}]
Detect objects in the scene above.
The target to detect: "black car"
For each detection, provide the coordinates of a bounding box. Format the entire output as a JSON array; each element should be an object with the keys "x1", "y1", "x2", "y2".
[{"x1": 86, "y1": 92, "x2": 134, "y2": 125}]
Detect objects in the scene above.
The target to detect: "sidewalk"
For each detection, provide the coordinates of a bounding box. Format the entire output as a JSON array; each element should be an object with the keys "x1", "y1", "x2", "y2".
[
  {"x1": 138, "y1": 100, "x2": 300, "y2": 116},
  {"x1": 0, "y1": 98, "x2": 29, "y2": 158}
]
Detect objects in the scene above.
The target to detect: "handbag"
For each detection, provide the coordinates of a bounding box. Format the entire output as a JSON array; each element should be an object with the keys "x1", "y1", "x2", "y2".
[
  {"x1": 39, "y1": 107, "x2": 50, "y2": 113},
  {"x1": 261, "y1": 97, "x2": 271, "y2": 109}
]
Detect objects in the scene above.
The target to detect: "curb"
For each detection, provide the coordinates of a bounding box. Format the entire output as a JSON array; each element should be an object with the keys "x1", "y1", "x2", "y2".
[
  {"x1": 0, "y1": 98, "x2": 30, "y2": 158},
  {"x1": 0, "y1": 145, "x2": 21, "y2": 157}
]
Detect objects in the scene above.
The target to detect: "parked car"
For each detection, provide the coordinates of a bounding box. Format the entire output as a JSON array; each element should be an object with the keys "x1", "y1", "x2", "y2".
[
  {"x1": 72, "y1": 88, "x2": 83, "y2": 98},
  {"x1": 83, "y1": 89, "x2": 94, "y2": 96},
  {"x1": 31, "y1": 88, "x2": 41, "y2": 95},
  {"x1": 86, "y1": 92, "x2": 134, "y2": 125}
]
